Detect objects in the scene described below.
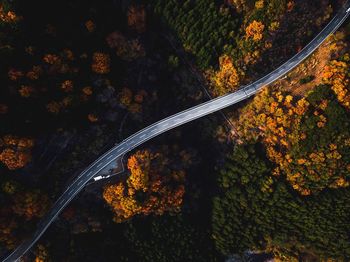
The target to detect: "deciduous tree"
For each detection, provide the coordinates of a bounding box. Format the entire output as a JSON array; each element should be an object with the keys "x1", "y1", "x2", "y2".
[{"x1": 103, "y1": 147, "x2": 192, "y2": 223}]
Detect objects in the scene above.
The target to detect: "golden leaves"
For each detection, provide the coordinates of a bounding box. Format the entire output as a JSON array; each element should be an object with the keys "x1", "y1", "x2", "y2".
[
  {"x1": 103, "y1": 149, "x2": 187, "y2": 223},
  {"x1": 255, "y1": 0, "x2": 264, "y2": 9},
  {"x1": 91, "y1": 52, "x2": 110, "y2": 74},
  {"x1": 285, "y1": 95, "x2": 293, "y2": 103},
  {"x1": 0, "y1": 4, "x2": 21, "y2": 23},
  {"x1": 322, "y1": 59, "x2": 350, "y2": 109},
  {"x1": 237, "y1": 85, "x2": 350, "y2": 195},
  {"x1": 0, "y1": 135, "x2": 34, "y2": 170},
  {"x1": 210, "y1": 55, "x2": 240, "y2": 96},
  {"x1": 245, "y1": 20, "x2": 265, "y2": 41}
]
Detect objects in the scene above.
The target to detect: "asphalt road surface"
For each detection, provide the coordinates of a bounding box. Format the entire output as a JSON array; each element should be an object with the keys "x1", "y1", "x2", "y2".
[{"x1": 3, "y1": 2, "x2": 350, "y2": 261}]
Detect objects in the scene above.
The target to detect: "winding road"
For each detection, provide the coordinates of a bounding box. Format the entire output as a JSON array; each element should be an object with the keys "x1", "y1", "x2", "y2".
[{"x1": 3, "y1": 2, "x2": 350, "y2": 261}]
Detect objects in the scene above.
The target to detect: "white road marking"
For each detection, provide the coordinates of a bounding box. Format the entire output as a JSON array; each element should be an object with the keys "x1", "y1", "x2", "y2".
[
  {"x1": 96, "y1": 163, "x2": 103, "y2": 168},
  {"x1": 77, "y1": 180, "x2": 84, "y2": 186},
  {"x1": 6, "y1": 8, "x2": 350, "y2": 261},
  {"x1": 117, "y1": 147, "x2": 124, "y2": 152},
  {"x1": 139, "y1": 134, "x2": 146, "y2": 139},
  {"x1": 106, "y1": 155, "x2": 114, "y2": 160}
]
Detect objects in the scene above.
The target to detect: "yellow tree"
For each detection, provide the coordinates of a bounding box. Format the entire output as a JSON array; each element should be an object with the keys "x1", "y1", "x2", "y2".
[
  {"x1": 245, "y1": 20, "x2": 265, "y2": 42},
  {"x1": 237, "y1": 86, "x2": 350, "y2": 195},
  {"x1": 210, "y1": 55, "x2": 241, "y2": 96},
  {"x1": 322, "y1": 59, "x2": 350, "y2": 109},
  {"x1": 226, "y1": 0, "x2": 250, "y2": 13},
  {"x1": 103, "y1": 148, "x2": 189, "y2": 223}
]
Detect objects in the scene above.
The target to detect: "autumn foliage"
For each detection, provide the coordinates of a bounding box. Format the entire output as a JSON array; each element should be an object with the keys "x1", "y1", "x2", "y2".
[
  {"x1": 127, "y1": 5, "x2": 146, "y2": 33},
  {"x1": 91, "y1": 52, "x2": 110, "y2": 74},
  {"x1": 322, "y1": 58, "x2": 350, "y2": 109},
  {"x1": 0, "y1": 3, "x2": 20, "y2": 24},
  {"x1": 209, "y1": 55, "x2": 241, "y2": 96},
  {"x1": 103, "y1": 148, "x2": 192, "y2": 223},
  {"x1": 237, "y1": 86, "x2": 350, "y2": 195},
  {"x1": 12, "y1": 190, "x2": 49, "y2": 220},
  {"x1": 106, "y1": 31, "x2": 145, "y2": 61},
  {"x1": 245, "y1": 20, "x2": 265, "y2": 41},
  {"x1": 117, "y1": 87, "x2": 148, "y2": 114},
  {"x1": 0, "y1": 135, "x2": 34, "y2": 170},
  {"x1": 0, "y1": 208, "x2": 17, "y2": 249},
  {"x1": 226, "y1": 0, "x2": 250, "y2": 13},
  {"x1": 7, "y1": 44, "x2": 115, "y2": 119}
]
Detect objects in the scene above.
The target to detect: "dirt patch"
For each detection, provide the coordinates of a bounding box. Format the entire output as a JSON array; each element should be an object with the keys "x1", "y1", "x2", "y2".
[{"x1": 272, "y1": 34, "x2": 343, "y2": 96}]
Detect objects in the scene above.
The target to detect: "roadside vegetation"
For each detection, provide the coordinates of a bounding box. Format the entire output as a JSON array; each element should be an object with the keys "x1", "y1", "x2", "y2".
[{"x1": 1, "y1": 0, "x2": 350, "y2": 261}]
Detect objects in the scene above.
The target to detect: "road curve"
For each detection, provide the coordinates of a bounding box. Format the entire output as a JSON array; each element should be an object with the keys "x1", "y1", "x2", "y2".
[{"x1": 3, "y1": 2, "x2": 350, "y2": 261}]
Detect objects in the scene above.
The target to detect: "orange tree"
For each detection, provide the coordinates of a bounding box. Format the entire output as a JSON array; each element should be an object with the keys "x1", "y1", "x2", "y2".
[
  {"x1": 0, "y1": 135, "x2": 34, "y2": 170},
  {"x1": 12, "y1": 189, "x2": 49, "y2": 220},
  {"x1": 212, "y1": 144, "x2": 350, "y2": 260},
  {"x1": 0, "y1": 178, "x2": 50, "y2": 249},
  {"x1": 0, "y1": 0, "x2": 21, "y2": 50},
  {"x1": 237, "y1": 85, "x2": 350, "y2": 195},
  {"x1": 322, "y1": 57, "x2": 350, "y2": 109},
  {"x1": 208, "y1": 55, "x2": 241, "y2": 96},
  {"x1": 103, "y1": 147, "x2": 194, "y2": 223}
]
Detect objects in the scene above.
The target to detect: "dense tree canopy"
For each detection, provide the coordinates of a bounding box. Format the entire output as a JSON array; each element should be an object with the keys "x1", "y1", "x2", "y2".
[
  {"x1": 152, "y1": 0, "x2": 239, "y2": 69},
  {"x1": 212, "y1": 144, "x2": 350, "y2": 260},
  {"x1": 103, "y1": 147, "x2": 194, "y2": 223},
  {"x1": 124, "y1": 215, "x2": 219, "y2": 262},
  {"x1": 237, "y1": 85, "x2": 350, "y2": 194}
]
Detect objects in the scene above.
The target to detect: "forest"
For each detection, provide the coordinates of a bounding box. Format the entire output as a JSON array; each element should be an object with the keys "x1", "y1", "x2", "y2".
[{"x1": 1, "y1": 0, "x2": 350, "y2": 261}]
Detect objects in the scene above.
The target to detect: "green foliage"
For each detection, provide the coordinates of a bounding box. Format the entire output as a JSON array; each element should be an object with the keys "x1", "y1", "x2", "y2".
[
  {"x1": 301, "y1": 86, "x2": 348, "y2": 151},
  {"x1": 299, "y1": 75, "x2": 315, "y2": 84},
  {"x1": 152, "y1": 0, "x2": 239, "y2": 69},
  {"x1": 212, "y1": 144, "x2": 350, "y2": 260},
  {"x1": 168, "y1": 55, "x2": 180, "y2": 69},
  {"x1": 124, "y1": 215, "x2": 219, "y2": 262},
  {"x1": 288, "y1": 85, "x2": 350, "y2": 190}
]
